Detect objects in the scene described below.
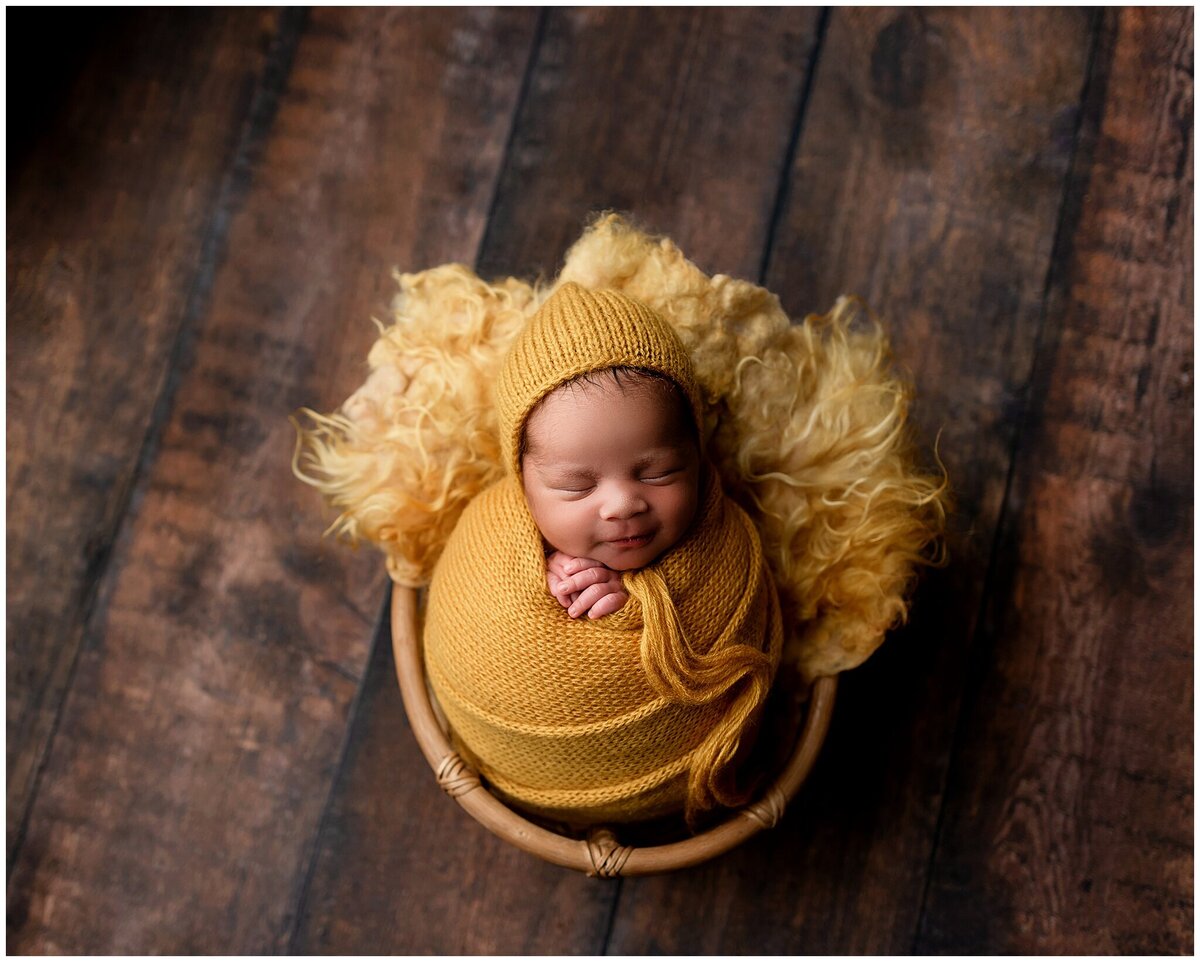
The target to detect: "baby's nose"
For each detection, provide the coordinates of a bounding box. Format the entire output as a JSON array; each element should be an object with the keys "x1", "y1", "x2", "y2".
[{"x1": 598, "y1": 484, "x2": 648, "y2": 519}]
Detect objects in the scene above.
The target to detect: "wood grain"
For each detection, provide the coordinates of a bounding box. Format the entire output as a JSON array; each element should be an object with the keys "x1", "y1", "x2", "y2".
[
  {"x1": 288, "y1": 7, "x2": 823, "y2": 954},
  {"x1": 6, "y1": 8, "x2": 534, "y2": 953},
  {"x1": 7, "y1": 6, "x2": 1190, "y2": 955},
  {"x1": 917, "y1": 8, "x2": 1193, "y2": 953},
  {"x1": 6, "y1": 7, "x2": 276, "y2": 868},
  {"x1": 477, "y1": 6, "x2": 822, "y2": 282},
  {"x1": 606, "y1": 8, "x2": 1097, "y2": 953}
]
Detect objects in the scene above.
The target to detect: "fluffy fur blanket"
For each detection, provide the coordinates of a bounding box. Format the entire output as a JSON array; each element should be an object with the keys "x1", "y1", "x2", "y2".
[{"x1": 294, "y1": 213, "x2": 946, "y2": 681}]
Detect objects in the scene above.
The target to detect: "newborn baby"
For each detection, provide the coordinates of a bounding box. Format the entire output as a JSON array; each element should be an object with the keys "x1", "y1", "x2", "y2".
[
  {"x1": 424, "y1": 281, "x2": 782, "y2": 825},
  {"x1": 521, "y1": 367, "x2": 701, "y2": 621}
]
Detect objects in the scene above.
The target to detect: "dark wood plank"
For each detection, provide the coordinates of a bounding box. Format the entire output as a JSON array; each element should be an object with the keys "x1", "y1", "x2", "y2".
[
  {"x1": 478, "y1": 6, "x2": 823, "y2": 282},
  {"x1": 917, "y1": 8, "x2": 1193, "y2": 953},
  {"x1": 606, "y1": 8, "x2": 1097, "y2": 953},
  {"x1": 289, "y1": 7, "x2": 822, "y2": 954},
  {"x1": 6, "y1": 7, "x2": 275, "y2": 867},
  {"x1": 6, "y1": 8, "x2": 534, "y2": 953}
]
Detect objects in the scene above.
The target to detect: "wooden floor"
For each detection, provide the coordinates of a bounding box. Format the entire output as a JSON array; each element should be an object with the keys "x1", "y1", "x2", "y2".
[{"x1": 6, "y1": 7, "x2": 1192, "y2": 954}]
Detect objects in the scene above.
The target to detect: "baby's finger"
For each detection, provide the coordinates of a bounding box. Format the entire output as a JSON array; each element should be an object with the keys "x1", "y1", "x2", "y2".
[
  {"x1": 586, "y1": 590, "x2": 629, "y2": 620},
  {"x1": 568, "y1": 583, "x2": 615, "y2": 619},
  {"x1": 562, "y1": 556, "x2": 605, "y2": 575},
  {"x1": 549, "y1": 580, "x2": 572, "y2": 608},
  {"x1": 560, "y1": 566, "x2": 613, "y2": 594},
  {"x1": 547, "y1": 572, "x2": 573, "y2": 606}
]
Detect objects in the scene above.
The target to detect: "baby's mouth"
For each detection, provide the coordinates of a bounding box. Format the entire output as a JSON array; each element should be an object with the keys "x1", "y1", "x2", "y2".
[{"x1": 606, "y1": 532, "x2": 654, "y2": 549}]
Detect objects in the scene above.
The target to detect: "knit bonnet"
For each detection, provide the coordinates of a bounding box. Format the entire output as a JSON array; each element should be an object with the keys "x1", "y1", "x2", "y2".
[{"x1": 495, "y1": 282, "x2": 704, "y2": 477}]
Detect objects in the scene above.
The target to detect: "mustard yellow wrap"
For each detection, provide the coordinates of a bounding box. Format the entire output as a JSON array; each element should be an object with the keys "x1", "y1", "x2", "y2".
[{"x1": 424, "y1": 467, "x2": 783, "y2": 826}]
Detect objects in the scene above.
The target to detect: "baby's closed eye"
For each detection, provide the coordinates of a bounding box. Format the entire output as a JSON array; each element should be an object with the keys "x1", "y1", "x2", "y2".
[{"x1": 548, "y1": 474, "x2": 596, "y2": 495}]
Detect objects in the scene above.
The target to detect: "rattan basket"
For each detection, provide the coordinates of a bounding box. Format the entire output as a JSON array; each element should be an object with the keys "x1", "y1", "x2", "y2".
[{"x1": 391, "y1": 584, "x2": 836, "y2": 877}]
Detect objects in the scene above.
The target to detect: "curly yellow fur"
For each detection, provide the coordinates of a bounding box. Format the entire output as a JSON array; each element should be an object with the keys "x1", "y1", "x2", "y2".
[{"x1": 293, "y1": 213, "x2": 946, "y2": 679}]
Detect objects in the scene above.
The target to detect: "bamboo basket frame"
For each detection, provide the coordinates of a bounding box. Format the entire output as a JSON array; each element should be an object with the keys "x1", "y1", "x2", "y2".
[{"x1": 391, "y1": 584, "x2": 837, "y2": 877}]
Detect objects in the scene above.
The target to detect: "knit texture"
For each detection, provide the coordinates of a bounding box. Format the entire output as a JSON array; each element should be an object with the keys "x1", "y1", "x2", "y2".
[
  {"x1": 424, "y1": 469, "x2": 783, "y2": 825},
  {"x1": 495, "y1": 281, "x2": 706, "y2": 477}
]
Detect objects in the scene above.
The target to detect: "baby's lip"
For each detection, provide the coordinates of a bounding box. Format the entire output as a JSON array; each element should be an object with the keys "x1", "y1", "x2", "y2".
[{"x1": 605, "y1": 530, "x2": 654, "y2": 544}]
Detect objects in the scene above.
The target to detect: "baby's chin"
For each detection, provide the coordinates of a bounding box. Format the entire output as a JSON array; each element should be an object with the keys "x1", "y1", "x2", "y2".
[
  {"x1": 591, "y1": 538, "x2": 671, "y2": 571},
  {"x1": 544, "y1": 531, "x2": 680, "y2": 571}
]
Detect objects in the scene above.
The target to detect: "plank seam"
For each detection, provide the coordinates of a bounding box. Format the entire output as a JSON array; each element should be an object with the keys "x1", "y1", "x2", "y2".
[
  {"x1": 758, "y1": 6, "x2": 831, "y2": 285},
  {"x1": 5, "y1": 6, "x2": 310, "y2": 886},
  {"x1": 283, "y1": 588, "x2": 389, "y2": 954},
  {"x1": 477, "y1": 9, "x2": 549, "y2": 271},
  {"x1": 599, "y1": 876, "x2": 624, "y2": 956},
  {"x1": 908, "y1": 9, "x2": 1112, "y2": 953}
]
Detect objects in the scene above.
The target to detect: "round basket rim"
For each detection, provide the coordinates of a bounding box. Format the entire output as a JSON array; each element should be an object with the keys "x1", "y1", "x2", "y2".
[{"x1": 390, "y1": 583, "x2": 837, "y2": 877}]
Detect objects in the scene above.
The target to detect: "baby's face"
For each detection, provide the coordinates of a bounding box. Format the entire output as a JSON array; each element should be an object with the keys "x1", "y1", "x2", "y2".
[{"x1": 521, "y1": 376, "x2": 700, "y2": 571}]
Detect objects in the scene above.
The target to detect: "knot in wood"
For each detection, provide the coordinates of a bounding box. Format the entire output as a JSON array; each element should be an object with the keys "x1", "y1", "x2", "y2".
[
  {"x1": 740, "y1": 787, "x2": 787, "y2": 829},
  {"x1": 435, "y1": 752, "x2": 480, "y2": 798},
  {"x1": 585, "y1": 828, "x2": 632, "y2": 879}
]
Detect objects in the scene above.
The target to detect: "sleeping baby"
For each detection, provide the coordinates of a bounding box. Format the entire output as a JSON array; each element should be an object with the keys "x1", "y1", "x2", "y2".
[
  {"x1": 523, "y1": 364, "x2": 700, "y2": 622},
  {"x1": 296, "y1": 218, "x2": 948, "y2": 831},
  {"x1": 422, "y1": 282, "x2": 782, "y2": 827}
]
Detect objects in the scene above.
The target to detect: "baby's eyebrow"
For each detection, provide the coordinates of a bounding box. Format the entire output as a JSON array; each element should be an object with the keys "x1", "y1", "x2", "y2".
[
  {"x1": 534, "y1": 462, "x2": 596, "y2": 479},
  {"x1": 631, "y1": 448, "x2": 688, "y2": 468}
]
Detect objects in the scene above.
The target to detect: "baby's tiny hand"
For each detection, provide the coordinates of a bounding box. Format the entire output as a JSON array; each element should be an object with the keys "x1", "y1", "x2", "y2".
[{"x1": 545, "y1": 552, "x2": 629, "y2": 620}]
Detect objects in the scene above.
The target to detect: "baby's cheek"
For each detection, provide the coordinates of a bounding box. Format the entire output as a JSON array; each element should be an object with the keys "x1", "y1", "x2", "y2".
[{"x1": 547, "y1": 504, "x2": 595, "y2": 557}]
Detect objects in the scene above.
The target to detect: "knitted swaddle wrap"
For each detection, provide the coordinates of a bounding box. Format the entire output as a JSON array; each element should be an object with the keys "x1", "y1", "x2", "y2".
[
  {"x1": 425, "y1": 470, "x2": 783, "y2": 824},
  {"x1": 423, "y1": 283, "x2": 783, "y2": 825}
]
